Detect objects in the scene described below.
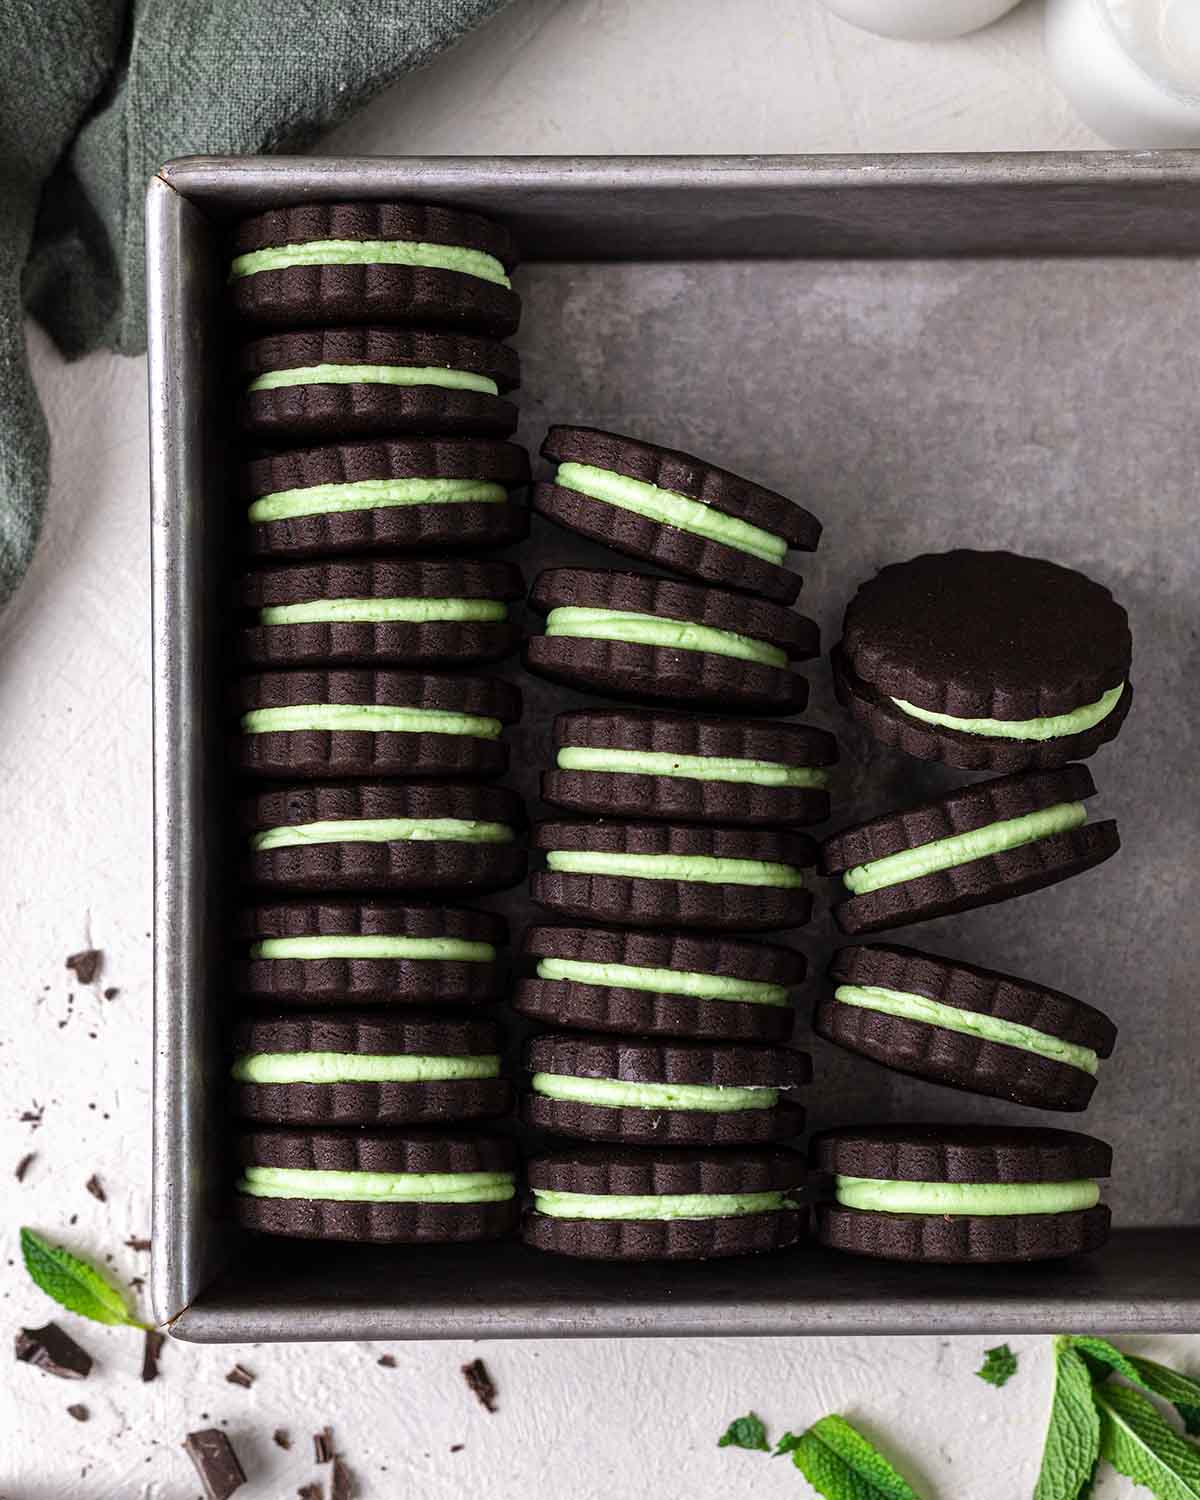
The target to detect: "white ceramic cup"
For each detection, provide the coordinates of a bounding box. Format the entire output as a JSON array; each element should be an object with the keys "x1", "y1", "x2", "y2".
[{"x1": 815, "y1": 0, "x2": 1025, "y2": 41}]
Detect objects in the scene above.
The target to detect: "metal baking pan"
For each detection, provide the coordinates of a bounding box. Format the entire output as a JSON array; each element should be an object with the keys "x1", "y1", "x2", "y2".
[{"x1": 149, "y1": 153, "x2": 1200, "y2": 1341}]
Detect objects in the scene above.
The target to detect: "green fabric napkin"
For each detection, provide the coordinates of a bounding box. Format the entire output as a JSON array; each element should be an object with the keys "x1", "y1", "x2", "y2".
[{"x1": 1, "y1": 0, "x2": 510, "y2": 607}]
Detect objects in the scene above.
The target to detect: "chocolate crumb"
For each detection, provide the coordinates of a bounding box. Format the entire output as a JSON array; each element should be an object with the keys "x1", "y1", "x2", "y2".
[
  {"x1": 15, "y1": 1152, "x2": 35, "y2": 1182},
  {"x1": 66, "y1": 950, "x2": 102, "y2": 985},
  {"x1": 376, "y1": 1354, "x2": 396, "y2": 1368},
  {"x1": 274, "y1": 1429, "x2": 292, "y2": 1450},
  {"x1": 85, "y1": 1174, "x2": 106, "y2": 1202},
  {"x1": 125, "y1": 1235, "x2": 152, "y2": 1253},
  {"x1": 15, "y1": 1322, "x2": 93, "y2": 1380},
  {"x1": 450, "y1": 1443, "x2": 464, "y2": 1453},
  {"x1": 225, "y1": 1363, "x2": 254, "y2": 1389},
  {"x1": 103, "y1": 987, "x2": 119, "y2": 1000},
  {"x1": 67, "y1": 1403, "x2": 89, "y2": 1422},
  {"x1": 142, "y1": 1329, "x2": 164, "y2": 1383},
  {"x1": 20, "y1": 1104, "x2": 44, "y2": 1128},
  {"x1": 462, "y1": 1357, "x2": 498, "y2": 1413},
  {"x1": 313, "y1": 1428, "x2": 335, "y2": 1464},
  {"x1": 183, "y1": 1428, "x2": 245, "y2": 1500},
  {"x1": 331, "y1": 1457, "x2": 353, "y2": 1500},
  {"x1": 130, "y1": 1275, "x2": 145, "y2": 1293},
  {"x1": 297, "y1": 1486, "x2": 322, "y2": 1500}
]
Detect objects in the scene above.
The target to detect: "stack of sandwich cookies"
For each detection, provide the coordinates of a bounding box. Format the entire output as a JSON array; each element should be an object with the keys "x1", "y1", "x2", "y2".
[
  {"x1": 236, "y1": 901, "x2": 507, "y2": 1007},
  {"x1": 236, "y1": 1128, "x2": 518, "y2": 1243},
  {"x1": 819, "y1": 945, "x2": 1117, "y2": 1111},
  {"x1": 533, "y1": 427, "x2": 821, "y2": 604},
  {"x1": 523, "y1": 1145, "x2": 807, "y2": 1261},
  {"x1": 242, "y1": 782, "x2": 526, "y2": 893},
  {"x1": 812, "y1": 1124, "x2": 1112, "y2": 1263},
  {"x1": 544, "y1": 708, "x2": 836, "y2": 826},
  {"x1": 526, "y1": 568, "x2": 819, "y2": 712},
  {"x1": 820, "y1": 764, "x2": 1119, "y2": 935}
]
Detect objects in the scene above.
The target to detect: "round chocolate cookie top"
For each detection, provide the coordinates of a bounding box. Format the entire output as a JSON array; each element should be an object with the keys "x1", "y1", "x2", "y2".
[
  {"x1": 527, "y1": 1032, "x2": 812, "y2": 1088},
  {"x1": 240, "y1": 558, "x2": 525, "y2": 612},
  {"x1": 240, "y1": 326, "x2": 521, "y2": 390},
  {"x1": 242, "y1": 436, "x2": 530, "y2": 502},
  {"x1": 233, "y1": 202, "x2": 519, "y2": 267},
  {"x1": 237, "y1": 899, "x2": 507, "y2": 946},
  {"x1": 527, "y1": 1143, "x2": 806, "y2": 1195},
  {"x1": 811, "y1": 1123, "x2": 1112, "y2": 1183},
  {"x1": 840, "y1": 550, "x2": 1131, "y2": 720},
  {"x1": 241, "y1": 780, "x2": 524, "y2": 835},
  {"x1": 523, "y1": 924, "x2": 806, "y2": 986},
  {"x1": 236, "y1": 667, "x2": 522, "y2": 721},
  {"x1": 233, "y1": 1009, "x2": 503, "y2": 1057},
  {"x1": 536, "y1": 818, "x2": 818, "y2": 868},
  {"x1": 238, "y1": 1126, "x2": 517, "y2": 1175},
  {"x1": 552, "y1": 706, "x2": 836, "y2": 765}
]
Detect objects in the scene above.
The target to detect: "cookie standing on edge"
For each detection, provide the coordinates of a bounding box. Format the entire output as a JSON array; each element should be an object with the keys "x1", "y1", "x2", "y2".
[
  {"x1": 820, "y1": 765, "x2": 1119, "y2": 935},
  {"x1": 229, "y1": 201, "x2": 522, "y2": 337},
  {"x1": 525, "y1": 568, "x2": 819, "y2": 712},
  {"x1": 834, "y1": 550, "x2": 1132, "y2": 772},
  {"x1": 532, "y1": 820, "x2": 817, "y2": 932},
  {"x1": 523, "y1": 1034, "x2": 811, "y2": 1145},
  {"x1": 543, "y1": 707, "x2": 837, "y2": 827},
  {"x1": 533, "y1": 427, "x2": 822, "y2": 604},
  {"x1": 517, "y1": 925, "x2": 805, "y2": 1043},
  {"x1": 239, "y1": 328, "x2": 520, "y2": 441},
  {"x1": 236, "y1": 1129, "x2": 518, "y2": 1243},
  {"x1": 818, "y1": 944, "x2": 1117, "y2": 1112},
  {"x1": 235, "y1": 901, "x2": 507, "y2": 1007},
  {"x1": 233, "y1": 1011, "x2": 511, "y2": 1126},
  {"x1": 523, "y1": 1145, "x2": 807, "y2": 1261},
  {"x1": 812, "y1": 1124, "x2": 1112, "y2": 1263}
]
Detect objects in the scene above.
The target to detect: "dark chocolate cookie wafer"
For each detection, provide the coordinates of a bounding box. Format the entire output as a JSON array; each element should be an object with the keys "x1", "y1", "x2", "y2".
[
  {"x1": 534, "y1": 426, "x2": 821, "y2": 604},
  {"x1": 233, "y1": 1010, "x2": 511, "y2": 1125},
  {"x1": 525, "y1": 568, "x2": 818, "y2": 713},
  {"x1": 236, "y1": 669, "x2": 521, "y2": 781},
  {"x1": 235, "y1": 900, "x2": 507, "y2": 1007},
  {"x1": 239, "y1": 558, "x2": 525, "y2": 668},
  {"x1": 820, "y1": 764, "x2": 1119, "y2": 936},
  {"x1": 532, "y1": 820, "x2": 817, "y2": 932},
  {"x1": 544, "y1": 707, "x2": 837, "y2": 826},
  {"x1": 242, "y1": 782, "x2": 526, "y2": 893},
  {"x1": 818, "y1": 944, "x2": 1117, "y2": 1111},
  {"x1": 236, "y1": 1128, "x2": 518, "y2": 1242},
  {"x1": 517, "y1": 925, "x2": 804, "y2": 1042},
  {"x1": 243, "y1": 438, "x2": 530, "y2": 559},
  {"x1": 523, "y1": 1145, "x2": 807, "y2": 1260},
  {"x1": 239, "y1": 327, "x2": 520, "y2": 441},
  {"x1": 230, "y1": 201, "x2": 521, "y2": 336},
  {"x1": 834, "y1": 550, "x2": 1132, "y2": 771},
  {"x1": 523, "y1": 1033, "x2": 811, "y2": 1145},
  {"x1": 812, "y1": 1124, "x2": 1112, "y2": 1263}
]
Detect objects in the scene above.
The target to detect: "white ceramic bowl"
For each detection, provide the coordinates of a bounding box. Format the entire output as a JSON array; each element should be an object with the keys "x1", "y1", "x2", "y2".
[{"x1": 815, "y1": 0, "x2": 1024, "y2": 41}]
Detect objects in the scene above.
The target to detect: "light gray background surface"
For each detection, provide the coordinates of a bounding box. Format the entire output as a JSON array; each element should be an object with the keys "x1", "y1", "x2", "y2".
[{"x1": 2, "y1": 1, "x2": 1195, "y2": 1495}]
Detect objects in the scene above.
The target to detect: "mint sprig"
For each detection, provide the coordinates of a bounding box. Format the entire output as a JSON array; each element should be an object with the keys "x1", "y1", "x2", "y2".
[
  {"x1": 779, "y1": 1414, "x2": 923, "y2": 1500},
  {"x1": 20, "y1": 1227, "x2": 149, "y2": 1329},
  {"x1": 717, "y1": 1413, "x2": 769, "y2": 1452},
  {"x1": 1035, "y1": 1341, "x2": 1101, "y2": 1500},
  {"x1": 1096, "y1": 1383, "x2": 1200, "y2": 1500},
  {"x1": 977, "y1": 1344, "x2": 1018, "y2": 1388}
]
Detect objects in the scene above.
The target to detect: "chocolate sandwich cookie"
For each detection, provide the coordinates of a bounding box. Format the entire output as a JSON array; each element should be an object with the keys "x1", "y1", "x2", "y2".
[
  {"x1": 834, "y1": 550, "x2": 1132, "y2": 772},
  {"x1": 533, "y1": 427, "x2": 821, "y2": 604},
  {"x1": 236, "y1": 669, "x2": 521, "y2": 781},
  {"x1": 812, "y1": 1124, "x2": 1112, "y2": 1263},
  {"x1": 821, "y1": 764, "x2": 1119, "y2": 936},
  {"x1": 523, "y1": 1144, "x2": 807, "y2": 1261},
  {"x1": 243, "y1": 438, "x2": 530, "y2": 559},
  {"x1": 230, "y1": 201, "x2": 521, "y2": 336},
  {"x1": 818, "y1": 945, "x2": 1117, "y2": 1112},
  {"x1": 239, "y1": 327, "x2": 520, "y2": 441},
  {"x1": 543, "y1": 707, "x2": 837, "y2": 826},
  {"x1": 525, "y1": 568, "x2": 818, "y2": 712},
  {"x1": 236, "y1": 1128, "x2": 518, "y2": 1243},
  {"x1": 233, "y1": 1010, "x2": 511, "y2": 1125},
  {"x1": 532, "y1": 820, "x2": 817, "y2": 932},
  {"x1": 239, "y1": 559, "x2": 525, "y2": 668},
  {"x1": 235, "y1": 900, "x2": 507, "y2": 1007},
  {"x1": 516, "y1": 925, "x2": 804, "y2": 1043},
  {"x1": 242, "y1": 782, "x2": 526, "y2": 893},
  {"x1": 523, "y1": 1034, "x2": 811, "y2": 1144}
]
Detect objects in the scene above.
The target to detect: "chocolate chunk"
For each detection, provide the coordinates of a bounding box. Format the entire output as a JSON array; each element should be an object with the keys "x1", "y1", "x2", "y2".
[
  {"x1": 183, "y1": 1428, "x2": 246, "y2": 1500},
  {"x1": 15, "y1": 1152, "x2": 34, "y2": 1182},
  {"x1": 15, "y1": 1322, "x2": 93, "y2": 1379},
  {"x1": 66, "y1": 1403, "x2": 89, "y2": 1421},
  {"x1": 142, "y1": 1329, "x2": 164, "y2": 1382},
  {"x1": 126, "y1": 1235, "x2": 152, "y2": 1252},
  {"x1": 331, "y1": 1457, "x2": 353, "y2": 1500},
  {"x1": 377, "y1": 1354, "x2": 396, "y2": 1368},
  {"x1": 66, "y1": 950, "x2": 102, "y2": 985},
  {"x1": 462, "y1": 1357, "x2": 497, "y2": 1413},
  {"x1": 85, "y1": 1174, "x2": 105, "y2": 1202},
  {"x1": 274, "y1": 1429, "x2": 292, "y2": 1450},
  {"x1": 314, "y1": 1428, "x2": 335, "y2": 1464},
  {"x1": 225, "y1": 1363, "x2": 255, "y2": 1388}
]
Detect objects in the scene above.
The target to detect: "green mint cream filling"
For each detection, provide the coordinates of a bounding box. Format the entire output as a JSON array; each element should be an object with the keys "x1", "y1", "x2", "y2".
[
  {"x1": 232, "y1": 1051, "x2": 500, "y2": 1084},
  {"x1": 545, "y1": 849, "x2": 804, "y2": 888},
  {"x1": 250, "y1": 936, "x2": 495, "y2": 962},
  {"x1": 555, "y1": 745, "x2": 828, "y2": 787},
  {"x1": 240, "y1": 705, "x2": 501, "y2": 738},
  {"x1": 260, "y1": 597, "x2": 507, "y2": 626},
  {"x1": 252, "y1": 818, "x2": 514, "y2": 852},
  {"x1": 843, "y1": 802, "x2": 1087, "y2": 896},
  {"x1": 531, "y1": 1073, "x2": 778, "y2": 1112},
  {"x1": 230, "y1": 238, "x2": 511, "y2": 287},
  {"x1": 891, "y1": 683, "x2": 1125, "y2": 743},
  {"x1": 544, "y1": 606, "x2": 786, "y2": 667},
  {"x1": 249, "y1": 363, "x2": 499, "y2": 395},
  {"x1": 537, "y1": 957, "x2": 789, "y2": 1006},
  {"x1": 553, "y1": 461, "x2": 787, "y2": 565},
  {"x1": 249, "y1": 477, "x2": 508, "y2": 524},
  {"x1": 835, "y1": 1176, "x2": 1100, "y2": 1217},
  {"x1": 237, "y1": 1166, "x2": 515, "y2": 1203},
  {"x1": 834, "y1": 984, "x2": 1099, "y2": 1074},
  {"x1": 533, "y1": 1189, "x2": 794, "y2": 1221}
]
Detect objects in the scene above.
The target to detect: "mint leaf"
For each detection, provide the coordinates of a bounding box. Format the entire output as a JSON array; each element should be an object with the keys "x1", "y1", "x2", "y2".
[
  {"x1": 784, "y1": 1414, "x2": 922, "y2": 1500},
  {"x1": 1096, "y1": 1383, "x2": 1200, "y2": 1500},
  {"x1": 20, "y1": 1227, "x2": 148, "y2": 1329},
  {"x1": 775, "y1": 1432, "x2": 802, "y2": 1457},
  {"x1": 977, "y1": 1344, "x2": 1019, "y2": 1388},
  {"x1": 718, "y1": 1413, "x2": 769, "y2": 1452},
  {"x1": 1069, "y1": 1337, "x2": 1200, "y2": 1436},
  {"x1": 1034, "y1": 1340, "x2": 1102, "y2": 1500}
]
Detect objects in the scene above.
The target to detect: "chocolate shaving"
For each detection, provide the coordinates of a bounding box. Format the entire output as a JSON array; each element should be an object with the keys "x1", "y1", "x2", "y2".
[
  {"x1": 225, "y1": 1363, "x2": 255, "y2": 1388},
  {"x1": 142, "y1": 1330, "x2": 164, "y2": 1383},
  {"x1": 85, "y1": 1174, "x2": 106, "y2": 1202},
  {"x1": 67, "y1": 1403, "x2": 89, "y2": 1422},
  {"x1": 15, "y1": 1152, "x2": 35, "y2": 1182},
  {"x1": 125, "y1": 1235, "x2": 151, "y2": 1252},
  {"x1": 15, "y1": 1322, "x2": 93, "y2": 1380},
  {"x1": 274, "y1": 1429, "x2": 292, "y2": 1450},
  {"x1": 461, "y1": 1357, "x2": 498, "y2": 1413},
  {"x1": 376, "y1": 1354, "x2": 396, "y2": 1368},
  {"x1": 313, "y1": 1428, "x2": 335, "y2": 1464},
  {"x1": 66, "y1": 950, "x2": 102, "y2": 985},
  {"x1": 331, "y1": 1458, "x2": 353, "y2": 1500},
  {"x1": 183, "y1": 1428, "x2": 246, "y2": 1500}
]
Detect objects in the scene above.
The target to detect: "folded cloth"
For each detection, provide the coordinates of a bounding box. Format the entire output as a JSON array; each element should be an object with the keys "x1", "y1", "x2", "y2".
[{"x1": 1, "y1": 0, "x2": 511, "y2": 607}]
